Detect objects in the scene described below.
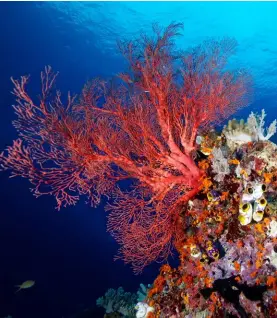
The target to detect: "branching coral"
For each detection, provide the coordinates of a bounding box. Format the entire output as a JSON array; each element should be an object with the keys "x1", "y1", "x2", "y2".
[
  {"x1": 223, "y1": 109, "x2": 277, "y2": 151},
  {"x1": 137, "y1": 284, "x2": 151, "y2": 303},
  {"x1": 210, "y1": 147, "x2": 230, "y2": 182},
  {"x1": 96, "y1": 287, "x2": 137, "y2": 317},
  {"x1": 0, "y1": 23, "x2": 251, "y2": 273},
  {"x1": 247, "y1": 109, "x2": 277, "y2": 141}
]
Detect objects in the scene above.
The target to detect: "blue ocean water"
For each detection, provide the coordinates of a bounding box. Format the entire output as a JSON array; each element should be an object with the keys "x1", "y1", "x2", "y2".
[{"x1": 0, "y1": 2, "x2": 277, "y2": 318}]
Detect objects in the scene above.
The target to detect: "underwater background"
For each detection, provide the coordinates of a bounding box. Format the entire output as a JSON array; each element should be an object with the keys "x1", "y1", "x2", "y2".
[{"x1": 0, "y1": 1, "x2": 277, "y2": 318}]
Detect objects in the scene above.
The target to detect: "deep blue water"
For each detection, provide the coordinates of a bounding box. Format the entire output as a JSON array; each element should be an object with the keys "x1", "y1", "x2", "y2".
[{"x1": 0, "y1": 2, "x2": 277, "y2": 318}]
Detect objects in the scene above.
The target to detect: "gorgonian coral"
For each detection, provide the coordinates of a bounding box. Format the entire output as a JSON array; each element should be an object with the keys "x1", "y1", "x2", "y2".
[{"x1": 0, "y1": 23, "x2": 251, "y2": 273}]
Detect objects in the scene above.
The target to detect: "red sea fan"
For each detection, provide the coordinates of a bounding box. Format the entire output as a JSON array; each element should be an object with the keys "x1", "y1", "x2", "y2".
[{"x1": 0, "y1": 23, "x2": 251, "y2": 272}]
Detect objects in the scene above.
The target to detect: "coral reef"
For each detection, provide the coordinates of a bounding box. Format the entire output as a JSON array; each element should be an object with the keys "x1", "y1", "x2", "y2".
[
  {"x1": 2, "y1": 22, "x2": 277, "y2": 317},
  {"x1": 143, "y1": 110, "x2": 277, "y2": 317}
]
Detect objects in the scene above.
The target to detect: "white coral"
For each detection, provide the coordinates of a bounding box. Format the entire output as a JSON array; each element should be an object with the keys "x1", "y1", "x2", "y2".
[
  {"x1": 211, "y1": 147, "x2": 230, "y2": 182},
  {"x1": 268, "y1": 250, "x2": 277, "y2": 268},
  {"x1": 247, "y1": 109, "x2": 277, "y2": 141},
  {"x1": 222, "y1": 110, "x2": 276, "y2": 151},
  {"x1": 135, "y1": 302, "x2": 154, "y2": 318},
  {"x1": 267, "y1": 219, "x2": 277, "y2": 238}
]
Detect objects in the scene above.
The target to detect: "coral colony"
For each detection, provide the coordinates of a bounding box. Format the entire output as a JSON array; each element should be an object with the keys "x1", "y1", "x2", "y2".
[{"x1": 1, "y1": 23, "x2": 277, "y2": 317}]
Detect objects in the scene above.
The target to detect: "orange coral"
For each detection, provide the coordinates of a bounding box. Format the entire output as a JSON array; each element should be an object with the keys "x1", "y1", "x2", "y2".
[
  {"x1": 160, "y1": 264, "x2": 172, "y2": 274},
  {"x1": 234, "y1": 261, "x2": 241, "y2": 272},
  {"x1": 228, "y1": 159, "x2": 240, "y2": 165},
  {"x1": 200, "y1": 177, "x2": 213, "y2": 193},
  {"x1": 263, "y1": 172, "x2": 273, "y2": 184},
  {"x1": 199, "y1": 159, "x2": 210, "y2": 171},
  {"x1": 250, "y1": 270, "x2": 258, "y2": 278},
  {"x1": 255, "y1": 258, "x2": 263, "y2": 269},
  {"x1": 267, "y1": 276, "x2": 277, "y2": 289},
  {"x1": 220, "y1": 191, "x2": 229, "y2": 201},
  {"x1": 153, "y1": 275, "x2": 166, "y2": 292},
  {"x1": 236, "y1": 240, "x2": 244, "y2": 248},
  {"x1": 235, "y1": 276, "x2": 242, "y2": 283},
  {"x1": 255, "y1": 223, "x2": 264, "y2": 234},
  {"x1": 146, "y1": 312, "x2": 156, "y2": 318}
]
